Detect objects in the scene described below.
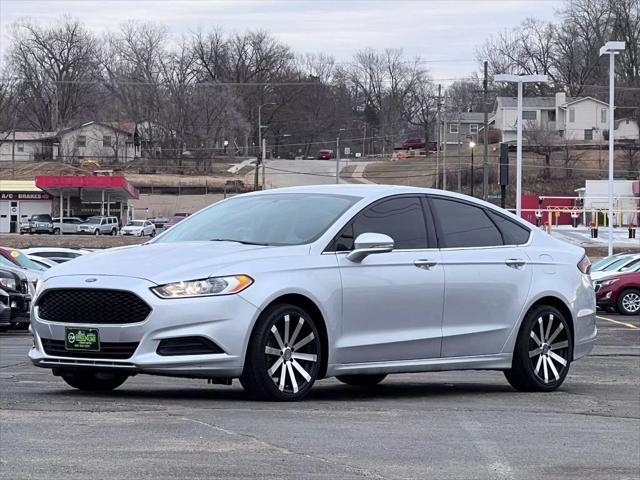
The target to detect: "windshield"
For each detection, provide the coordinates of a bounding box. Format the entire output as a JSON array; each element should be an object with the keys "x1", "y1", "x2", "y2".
[
  {"x1": 84, "y1": 217, "x2": 101, "y2": 224},
  {"x1": 156, "y1": 193, "x2": 360, "y2": 246},
  {"x1": 602, "y1": 257, "x2": 639, "y2": 272},
  {"x1": 32, "y1": 215, "x2": 50, "y2": 221},
  {"x1": 8, "y1": 250, "x2": 46, "y2": 271},
  {"x1": 128, "y1": 221, "x2": 144, "y2": 227}
]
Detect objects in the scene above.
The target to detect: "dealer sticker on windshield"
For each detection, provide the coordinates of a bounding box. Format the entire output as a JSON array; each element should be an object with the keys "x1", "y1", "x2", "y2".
[{"x1": 65, "y1": 328, "x2": 100, "y2": 351}]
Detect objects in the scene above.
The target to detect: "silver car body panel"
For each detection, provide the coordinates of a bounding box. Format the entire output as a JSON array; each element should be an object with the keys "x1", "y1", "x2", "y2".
[{"x1": 29, "y1": 185, "x2": 596, "y2": 378}]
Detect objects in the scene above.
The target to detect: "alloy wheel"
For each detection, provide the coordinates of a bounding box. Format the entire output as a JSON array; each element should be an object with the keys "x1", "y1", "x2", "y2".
[
  {"x1": 528, "y1": 313, "x2": 570, "y2": 384},
  {"x1": 264, "y1": 313, "x2": 319, "y2": 395},
  {"x1": 620, "y1": 291, "x2": 640, "y2": 314}
]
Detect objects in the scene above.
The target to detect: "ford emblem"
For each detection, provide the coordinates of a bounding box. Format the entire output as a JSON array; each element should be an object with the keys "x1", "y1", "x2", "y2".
[{"x1": 85, "y1": 278, "x2": 97, "y2": 283}]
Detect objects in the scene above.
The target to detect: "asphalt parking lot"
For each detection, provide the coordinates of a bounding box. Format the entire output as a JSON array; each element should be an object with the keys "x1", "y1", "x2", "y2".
[{"x1": 1, "y1": 314, "x2": 638, "y2": 480}]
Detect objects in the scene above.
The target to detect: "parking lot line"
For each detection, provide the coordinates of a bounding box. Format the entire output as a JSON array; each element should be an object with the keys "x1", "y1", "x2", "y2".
[{"x1": 596, "y1": 315, "x2": 639, "y2": 329}]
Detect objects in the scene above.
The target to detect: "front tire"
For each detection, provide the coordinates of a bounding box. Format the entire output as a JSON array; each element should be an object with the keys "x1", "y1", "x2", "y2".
[
  {"x1": 617, "y1": 288, "x2": 640, "y2": 315},
  {"x1": 336, "y1": 374, "x2": 386, "y2": 386},
  {"x1": 94, "y1": 229, "x2": 101, "y2": 236},
  {"x1": 60, "y1": 370, "x2": 128, "y2": 392},
  {"x1": 53, "y1": 228, "x2": 61, "y2": 235},
  {"x1": 240, "y1": 304, "x2": 321, "y2": 401},
  {"x1": 504, "y1": 305, "x2": 572, "y2": 392}
]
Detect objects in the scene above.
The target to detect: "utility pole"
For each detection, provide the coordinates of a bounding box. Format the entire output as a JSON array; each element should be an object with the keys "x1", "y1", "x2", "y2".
[
  {"x1": 442, "y1": 90, "x2": 448, "y2": 190},
  {"x1": 435, "y1": 84, "x2": 441, "y2": 189},
  {"x1": 457, "y1": 111, "x2": 462, "y2": 192},
  {"x1": 362, "y1": 124, "x2": 366, "y2": 157},
  {"x1": 261, "y1": 138, "x2": 266, "y2": 189},
  {"x1": 11, "y1": 130, "x2": 16, "y2": 179},
  {"x1": 482, "y1": 61, "x2": 489, "y2": 200},
  {"x1": 335, "y1": 129, "x2": 345, "y2": 183}
]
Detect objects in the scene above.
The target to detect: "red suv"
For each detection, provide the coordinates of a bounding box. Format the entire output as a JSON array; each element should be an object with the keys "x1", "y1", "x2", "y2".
[
  {"x1": 595, "y1": 272, "x2": 640, "y2": 315},
  {"x1": 402, "y1": 138, "x2": 425, "y2": 150},
  {"x1": 318, "y1": 149, "x2": 333, "y2": 160}
]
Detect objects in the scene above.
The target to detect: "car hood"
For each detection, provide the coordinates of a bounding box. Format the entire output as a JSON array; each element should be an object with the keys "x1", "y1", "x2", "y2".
[{"x1": 43, "y1": 241, "x2": 306, "y2": 285}]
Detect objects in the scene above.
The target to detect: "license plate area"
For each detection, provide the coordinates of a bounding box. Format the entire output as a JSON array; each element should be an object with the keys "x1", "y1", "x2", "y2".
[{"x1": 65, "y1": 327, "x2": 100, "y2": 352}]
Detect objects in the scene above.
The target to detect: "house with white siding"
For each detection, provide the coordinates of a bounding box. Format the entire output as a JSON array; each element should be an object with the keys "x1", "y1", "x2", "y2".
[{"x1": 492, "y1": 92, "x2": 624, "y2": 142}]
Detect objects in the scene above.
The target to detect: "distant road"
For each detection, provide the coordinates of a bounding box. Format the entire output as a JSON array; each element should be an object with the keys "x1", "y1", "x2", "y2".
[{"x1": 253, "y1": 159, "x2": 372, "y2": 188}]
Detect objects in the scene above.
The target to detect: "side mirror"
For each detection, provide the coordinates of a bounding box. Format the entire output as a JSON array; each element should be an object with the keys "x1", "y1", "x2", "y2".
[{"x1": 346, "y1": 232, "x2": 394, "y2": 263}]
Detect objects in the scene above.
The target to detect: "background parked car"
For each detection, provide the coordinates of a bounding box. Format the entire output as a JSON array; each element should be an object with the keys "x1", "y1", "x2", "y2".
[
  {"x1": 164, "y1": 213, "x2": 190, "y2": 229},
  {"x1": 0, "y1": 267, "x2": 31, "y2": 331},
  {"x1": 148, "y1": 217, "x2": 169, "y2": 230},
  {"x1": 21, "y1": 247, "x2": 89, "y2": 264},
  {"x1": 51, "y1": 217, "x2": 84, "y2": 235},
  {"x1": 595, "y1": 272, "x2": 640, "y2": 315},
  {"x1": 19, "y1": 214, "x2": 53, "y2": 234},
  {"x1": 76, "y1": 216, "x2": 119, "y2": 235},
  {"x1": 26, "y1": 255, "x2": 58, "y2": 270},
  {"x1": 402, "y1": 138, "x2": 425, "y2": 149},
  {"x1": 122, "y1": 220, "x2": 156, "y2": 237},
  {"x1": 318, "y1": 149, "x2": 333, "y2": 159},
  {"x1": 0, "y1": 247, "x2": 47, "y2": 272},
  {"x1": 590, "y1": 254, "x2": 640, "y2": 281}
]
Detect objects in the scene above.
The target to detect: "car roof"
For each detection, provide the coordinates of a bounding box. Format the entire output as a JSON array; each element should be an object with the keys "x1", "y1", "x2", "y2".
[{"x1": 242, "y1": 184, "x2": 508, "y2": 207}]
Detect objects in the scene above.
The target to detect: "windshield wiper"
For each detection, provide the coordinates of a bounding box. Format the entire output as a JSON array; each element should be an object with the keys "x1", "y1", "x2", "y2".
[{"x1": 210, "y1": 238, "x2": 270, "y2": 246}]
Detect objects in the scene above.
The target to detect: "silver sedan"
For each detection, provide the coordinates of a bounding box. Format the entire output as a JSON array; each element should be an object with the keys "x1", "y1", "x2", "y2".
[{"x1": 29, "y1": 185, "x2": 596, "y2": 401}]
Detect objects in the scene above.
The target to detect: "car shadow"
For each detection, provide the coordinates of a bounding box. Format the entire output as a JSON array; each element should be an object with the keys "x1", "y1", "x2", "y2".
[{"x1": 47, "y1": 378, "x2": 516, "y2": 403}]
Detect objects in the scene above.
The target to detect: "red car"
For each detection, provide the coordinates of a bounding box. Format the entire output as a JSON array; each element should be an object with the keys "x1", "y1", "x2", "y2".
[
  {"x1": 402, "y1": 138, "x2": 425, "y2": 150},
  {"x1": 318, "y1": 149, "x2": 333, "y2": 160},
  {"x1": 595, "y1": 272, "x2": 640, "y2": 315}
]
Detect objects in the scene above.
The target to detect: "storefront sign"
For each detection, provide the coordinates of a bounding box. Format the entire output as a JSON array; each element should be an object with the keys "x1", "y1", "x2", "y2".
[{"x1": 0, "y1": 192, "x2": 51, "y2": 201}]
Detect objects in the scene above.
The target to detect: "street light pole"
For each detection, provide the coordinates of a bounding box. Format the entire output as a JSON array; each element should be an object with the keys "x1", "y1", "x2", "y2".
[
  {"x1": 494, "y1": 74, "x2": 548, "y2": 217},
  {"x1": 255, "y1": 102, "x2": 276, "y2": 190},
  {"x1": 336, "y1": 128, "x2": 345, "y2": 184},
  {"x1": 600, "y1": 41, "x2": 626, "y2": 257},
  {"x1": 469, "y1": 141, "x2": 476, "y2": 197}
]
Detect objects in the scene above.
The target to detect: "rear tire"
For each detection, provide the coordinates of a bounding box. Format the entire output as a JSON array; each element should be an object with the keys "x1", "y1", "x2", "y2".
[
  {"x1": 617, "y1": 288, "x2": 640, "y2": 315},
  {"x1": 240, "y1": 304, "x2": 321, "y2": 401},
  {"x1": 504, "y1": 305, "x2": 573, "y2": 392},
  {"x1": 111, "y1": 228, "x2": 117, "y2": 236},
  {"x1": 336, "y1": 374, "x2": 386, "y2": 386},
  {"x1": 60, "y1": 370, "x2": 128, "y2": 392}
]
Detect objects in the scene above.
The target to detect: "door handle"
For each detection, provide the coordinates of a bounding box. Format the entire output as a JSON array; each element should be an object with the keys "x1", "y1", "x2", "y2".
[
  {"x1": 414, "y1": 259, "x2": 438, "y2": 270},
  {"x1": 505, "y1": 258, "x2": 526, "y2": 269}
]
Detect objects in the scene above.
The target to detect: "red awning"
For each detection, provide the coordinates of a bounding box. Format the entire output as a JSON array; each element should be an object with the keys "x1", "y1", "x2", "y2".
[{"x1": 35, "y1": 175, "x2": 139, "y2": 202}]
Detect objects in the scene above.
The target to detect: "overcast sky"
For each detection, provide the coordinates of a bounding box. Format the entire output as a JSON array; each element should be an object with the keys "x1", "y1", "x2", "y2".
[{"x1": 0, "y1": 0, "x2": 564, "y2": 80}]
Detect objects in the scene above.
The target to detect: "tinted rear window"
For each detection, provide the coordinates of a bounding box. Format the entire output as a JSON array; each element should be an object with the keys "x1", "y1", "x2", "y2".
[
  {"x1": 486, "y1": 210, "x2": 530, "y2": 245},
  {"x1": 431, "y1": 198, "x2": 502, "y2": 248}
]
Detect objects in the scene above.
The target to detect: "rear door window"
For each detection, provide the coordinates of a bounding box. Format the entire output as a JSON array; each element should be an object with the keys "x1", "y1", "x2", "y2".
[
  {"x1": 486, "y1": 210, "x2": 531, "y2": 245},
  {"x1": 430, "y1": 197, "x2": 503, "y2": 248}
]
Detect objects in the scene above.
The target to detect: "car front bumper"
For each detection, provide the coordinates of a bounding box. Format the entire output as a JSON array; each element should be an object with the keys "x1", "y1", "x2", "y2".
[{"x1": 29, "y1": 275, "x2": 260, "y2": 378}]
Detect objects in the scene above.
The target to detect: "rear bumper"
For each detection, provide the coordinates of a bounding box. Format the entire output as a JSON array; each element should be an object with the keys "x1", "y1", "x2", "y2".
[{"x1": 29, "y1": 275, "x2": 260, "y2": 378}]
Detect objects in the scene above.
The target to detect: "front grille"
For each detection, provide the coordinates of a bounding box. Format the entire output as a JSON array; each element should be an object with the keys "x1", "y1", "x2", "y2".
[
  {"x1": 41, "y1": 338, "x2": 139, "y2": 359},
  {"x1": 157, "y1": 336, "x2": 224, "y2": 356},
  {"x1": 37, "y1": 289, "x2": 152, "y2": 324}
]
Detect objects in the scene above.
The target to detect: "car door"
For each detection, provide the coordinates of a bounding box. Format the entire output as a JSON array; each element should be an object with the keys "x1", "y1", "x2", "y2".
[
  {"x1": 331, "y1": 195, "x2": 444, "y2": 364},
  {"x1": 428, "y1": 196, "x2": 533, "y2": 358}
]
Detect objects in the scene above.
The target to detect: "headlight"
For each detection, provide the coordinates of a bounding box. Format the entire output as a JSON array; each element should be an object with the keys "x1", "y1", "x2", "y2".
[
  {"x1": 151, "y1": 275, "x2": 253, "y2": 298},
  {"x1": 600, "y1": 278, "x2": 619, "y2": 287},
  {"x1": 0, "y1": 277, "x2": 18, "y2": 291}
]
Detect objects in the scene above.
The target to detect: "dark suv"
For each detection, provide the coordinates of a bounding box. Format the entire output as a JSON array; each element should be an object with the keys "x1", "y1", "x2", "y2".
[
  {"x1": 0, "y1": 267, "x2": 31, "y2": 331},
  {"x1": 20, "y1": 214, "x2": 53, "y2": 234}
]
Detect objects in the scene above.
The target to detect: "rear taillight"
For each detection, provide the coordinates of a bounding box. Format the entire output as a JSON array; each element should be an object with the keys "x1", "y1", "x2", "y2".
[{"x1": 578, "y1": 255, "x2": 591, "y2": 274}]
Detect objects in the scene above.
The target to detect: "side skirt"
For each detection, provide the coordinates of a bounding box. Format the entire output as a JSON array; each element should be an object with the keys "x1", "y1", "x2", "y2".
[{"x1": 327, "y1": 353, "x2": 513, "y2": 377}]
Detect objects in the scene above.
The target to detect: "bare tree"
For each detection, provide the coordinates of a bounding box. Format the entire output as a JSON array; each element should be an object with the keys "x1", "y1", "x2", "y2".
[{"x1": 9, "y1": 17, "x2": 98, "y2": 130}]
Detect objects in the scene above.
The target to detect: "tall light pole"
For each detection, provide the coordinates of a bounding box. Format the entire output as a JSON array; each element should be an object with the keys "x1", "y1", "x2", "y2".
[
  {"x1": 255, "y1": 102, "x2": 276, "y2": 190},
  {"x1": 469, "y1": 141, "x2": 476, "y2": 197},
  {"x1": 600, "y1": 41, "x2": 626, "y2": 257},
  {"x1": 336, "y1": 128, "x2": 345, "y2": 184},
  {"x1": 494, "y1": 74, "x2": 548, "y2": 217}
]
